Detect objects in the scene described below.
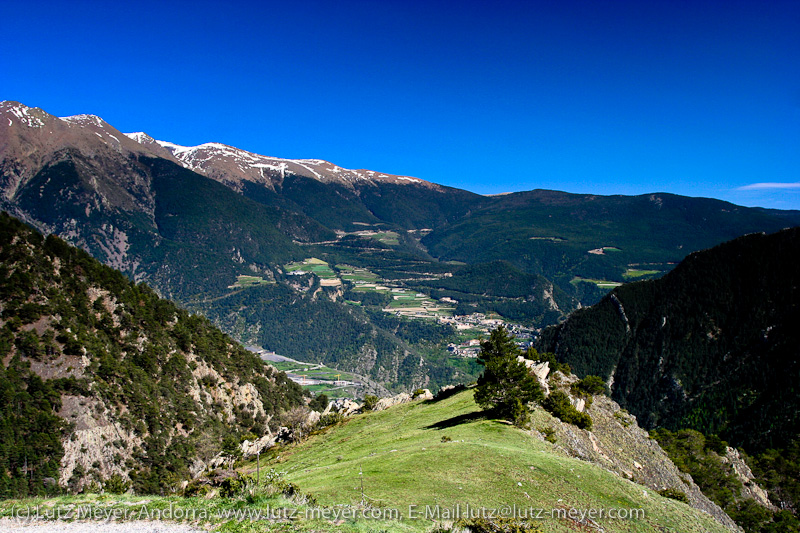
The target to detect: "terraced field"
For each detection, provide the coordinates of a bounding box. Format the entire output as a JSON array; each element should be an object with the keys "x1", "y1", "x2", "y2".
[{"x1": 228, "y1": 275, "x2": 274, "y2": 288}]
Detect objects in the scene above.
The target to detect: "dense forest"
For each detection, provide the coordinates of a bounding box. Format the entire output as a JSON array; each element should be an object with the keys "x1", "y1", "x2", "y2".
[
  {"x1": 532, "y1": 227, "x2": 800, "y2": 531},
  {"x1": 653, "y1": 429, "x2": 800, "y2": 532},
  {"x1": 537, "y1": 227, "x2": 800, "y2": 452}
]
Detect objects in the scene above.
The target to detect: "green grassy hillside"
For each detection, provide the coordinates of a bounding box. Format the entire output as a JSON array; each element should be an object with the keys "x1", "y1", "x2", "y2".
[{"x1": 262, "y1": 390, "x2": 733, "y2": 532}]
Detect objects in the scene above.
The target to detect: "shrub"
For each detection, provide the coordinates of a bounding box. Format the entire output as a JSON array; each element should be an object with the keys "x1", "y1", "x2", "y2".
[
  {"x1": 199, "y1": 375, "x2": 218, "y2": 388},
  {"x1": 510, "y1": 397, "x2": 530, "y2": 429},
  {"x1": 614, "y1": 409, "x2": 632, "y2": 427},
  {"x1": 658, "y1": 488, "x2": 689, "y2": 503},
  {"x1": 542, "y1": 391, "x2": 592, "y2": 430},
  {"x1": 309, "y1": 392, "x2": 328, "y2": 412},
  {"x1": 103, "y1": 474, "x2": 130, "y2": 495},
  {"x1": 316, "y1": 412, "x2": 344, "y2": 429},
  {"x1": 454, "y1": 516, "x2": 543, "y2": 533},
  {"x1": 704, "y1": 434, "x2": 728, "y2": 455},
  {"x1": 539, "y1": 426, "x2": 557, "y2": 444},
  {"x1": 362, "y1": 394, "x2": 379, "y2": 411},
  {"x1": 261, "y1": 469, "x2": 316, "y2": 504},
  {"x1": 571, "y1": 375, "x2": 608, "y2": 396},
  {"x1": 280, "y1": 406, "x2": 314, "y2": 442},
  {"x1": 183, "y1": 479, "x2": 210, "y2": 497},
  {"x1": 433, "y1": 383, "x2": 467, "y2": 402},
  {"x1": 219, "y1": 473, "x2": 252, "y2": 498}
]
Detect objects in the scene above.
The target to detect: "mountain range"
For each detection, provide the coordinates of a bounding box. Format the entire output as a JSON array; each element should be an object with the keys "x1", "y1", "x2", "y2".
[{"x1": 3, "y1": 100, "x2": 800, "y2": 390}]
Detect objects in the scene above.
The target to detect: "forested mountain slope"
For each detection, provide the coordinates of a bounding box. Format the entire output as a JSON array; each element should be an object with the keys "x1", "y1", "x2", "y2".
[
  {"x1": 422, "y1": 190, "x2": 800, "y2": 286},
  {"x1": 537, "y1": 227, "x2": 800, "y2": 451},
  {"x1": 0, "y1": 212, "x2": 304, "y2": 498}
]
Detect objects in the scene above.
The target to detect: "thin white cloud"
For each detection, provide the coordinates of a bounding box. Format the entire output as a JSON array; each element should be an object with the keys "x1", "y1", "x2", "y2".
[{"x1": 736, "y1": 182, "x2": 800, "y2": 191}]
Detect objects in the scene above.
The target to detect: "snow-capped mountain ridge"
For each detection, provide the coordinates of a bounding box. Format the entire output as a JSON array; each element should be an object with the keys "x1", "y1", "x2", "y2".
[
  {"x1": 2, "y1": 101, "x2": 433, "y2": 196},
  {"x1": 131, "y1": 135, "x2": 432, "y2": 191},
  {"x1": 0, "y1": 102, "x2": 175, "y2": 202},
  {"x1": 123, "y1": 131, "x2": 155, "y2": 144}
]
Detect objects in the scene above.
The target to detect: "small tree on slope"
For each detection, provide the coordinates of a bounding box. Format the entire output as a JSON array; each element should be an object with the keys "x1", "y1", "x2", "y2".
[{"x1": 474, "y1": 326, "x2": 543, "y2": 427}]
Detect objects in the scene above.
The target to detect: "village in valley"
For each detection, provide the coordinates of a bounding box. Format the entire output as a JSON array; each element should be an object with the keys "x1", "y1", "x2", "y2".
[
  {"x1": 284, "y1": 257, "x2": 537, "y2": 352},
  {"x1": 240, "y1": 256, "x2": 538, "y2": 396}
]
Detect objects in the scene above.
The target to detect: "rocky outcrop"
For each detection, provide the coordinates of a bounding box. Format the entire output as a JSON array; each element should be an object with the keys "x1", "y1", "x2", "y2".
[
  {"x1": 240, "y1": 434, "x2": 278, "y2": 459},
  {"x1": 570, "y1": 396, "x2": 586, "y2": 413},
  {"x1": 722, "y1": 447, "x2": 775, "y2": 510},
  {"x1": 0, "y1": 213, "x2": 306, "y2": 495},
  {"x1": 374, "y1": 392, "x2": 412, "y2": 411},
  {"x1": 324, "y1": 398, "x2": 362, "y2": 417},
  {"x1": 414, "y1": 388, "x2": 434, "y2": 401},
  {"x1": 516, "y1": 357, "x2": 550, "y2": 395},
  {"x1": 530, "y1": 382, "x2": 742, "y2": 531},
  {"x1": 58, "y1": 395, "x2": 143, "y2": 490}
]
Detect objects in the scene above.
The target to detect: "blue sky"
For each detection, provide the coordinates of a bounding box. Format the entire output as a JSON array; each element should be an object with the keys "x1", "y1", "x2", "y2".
[{"x1": 3, "y1": 0, "x2": 799, "y2": 209}]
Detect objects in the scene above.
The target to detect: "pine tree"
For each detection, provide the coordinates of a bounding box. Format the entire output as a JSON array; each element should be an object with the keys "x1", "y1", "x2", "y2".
[{"x1": 474, "y1": 326, "x2": 543, "y2": 426}]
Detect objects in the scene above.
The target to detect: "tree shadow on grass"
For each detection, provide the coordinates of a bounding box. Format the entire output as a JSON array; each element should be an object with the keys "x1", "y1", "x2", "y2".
[
  {"x1": 425, "y1": 384, "x2": 469, "y2": 403},
  {"x1": 424, "y1": 410, "x2": 493, "y2": 430}
]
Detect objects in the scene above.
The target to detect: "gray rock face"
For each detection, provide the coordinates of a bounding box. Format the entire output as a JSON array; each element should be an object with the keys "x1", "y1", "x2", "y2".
[
  {"x1": 722, "y1": 447, "x2": 774, "y2": 509},
  {"x1": 324, "y1": 398, "x2": 361, "y2": 417},
  {"x1": 530, "y1": 391, "x2": 742, "y2": 531},
  {"x1": 240, "y1": 434, "x2": 278, "y2": 459},
  {"x1": 415, "y1": 388, "x2": 434, "y2": 401},
  {"x1": 517, "y1": 356, "x2": 551, "y2": 394},
  {"x1": 58, "y1": 395, "x2": 142, "y2": 489},
  {"x1": 374, "y1": 392, "x2": 412, "y2": 411}
]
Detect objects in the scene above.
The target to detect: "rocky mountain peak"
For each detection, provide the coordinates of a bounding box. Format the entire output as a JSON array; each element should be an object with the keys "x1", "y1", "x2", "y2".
[
  {"x1": 0, "y1": 101, "x2": 180, "y2": 203},
  {"x1": 1, "y1": 101, "x2": 54, "y2": 129},
  {"x1": 59, "y1": 113, "x2": 109, "y2": 127},
  {"x1": 125, "y1": 131, "x2": 156, "y2": 144}
]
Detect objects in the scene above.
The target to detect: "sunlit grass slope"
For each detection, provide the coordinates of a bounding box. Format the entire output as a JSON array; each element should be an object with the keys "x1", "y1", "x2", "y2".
[{"x1": 264, "y1": 390, "x2": 732, "y2": 532}]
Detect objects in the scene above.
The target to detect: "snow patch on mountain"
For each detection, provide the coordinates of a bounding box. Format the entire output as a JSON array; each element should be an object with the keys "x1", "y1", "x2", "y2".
[
  {"x1": 124, "y1": 131, "x2": 156, "y2": 144},
  {"x1": 1, "y1": 102, "x2": 47, "y2": 128},
  {"x1": 148, "y1": 138, "x2": 432, "y2": 189},
  {"x1": 154, "y1": 140, "x2": 194, "y2": 154},
  {"x1": 60, "y1": 114, "x2": 107, "y2": 127}
]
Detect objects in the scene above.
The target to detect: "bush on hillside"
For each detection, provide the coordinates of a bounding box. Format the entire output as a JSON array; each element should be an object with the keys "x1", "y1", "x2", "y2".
[
  {"x1": 362, "y1": 394, "x2": 379, "y2": 411},
  {"x1": 571, "y1": 375, "x2": 607, "y2": 396},
  {"x1": 542, "y1": 391, "x2": 592, "y2": 430},
  {"x1": 432, "y1": 383, "x2": 467, "y2": 402}
]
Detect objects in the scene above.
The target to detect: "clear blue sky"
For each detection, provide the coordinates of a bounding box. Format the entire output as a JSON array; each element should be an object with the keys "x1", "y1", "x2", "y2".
[{"x1": 3, "y1": 0, "x2": 799, "y2": 209}]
